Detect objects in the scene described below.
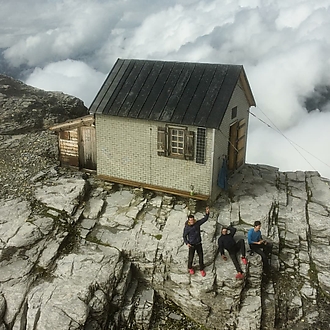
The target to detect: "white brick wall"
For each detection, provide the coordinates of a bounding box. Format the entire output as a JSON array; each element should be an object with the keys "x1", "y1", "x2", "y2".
[{"x1": 95, "y1": 115, "x2": 213, "y2": 196}]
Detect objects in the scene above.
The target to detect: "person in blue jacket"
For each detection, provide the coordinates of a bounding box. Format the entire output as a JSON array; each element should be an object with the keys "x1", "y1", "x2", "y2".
[
  {"x1": 247, "y1": 220, "x2": 272, "y2": 273},
  {"x1": 183, "y1": 206, "x2": 210, "y2": 277}
]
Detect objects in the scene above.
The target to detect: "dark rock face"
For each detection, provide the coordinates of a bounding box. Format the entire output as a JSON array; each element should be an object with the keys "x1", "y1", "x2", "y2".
[
  {"x1": 0, "y1": 74, "x2": 88, "y2": 200},
  {"x1": 0, "y1": 74, "x2": 89, "y2": 134}
]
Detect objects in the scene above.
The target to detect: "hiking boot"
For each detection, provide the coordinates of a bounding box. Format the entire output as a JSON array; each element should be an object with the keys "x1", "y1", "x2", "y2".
[
  {"x1": 241, "y1": 257, "x2": 248, "y2": 265},
  {"x1": 235, "y1": 272, "x2": 244, "y2": 280},
  {"x1": 188, "y1": 268, "x2": 195, "y2": 275},
  {"x1": 200, "y1": 270, "x2": 206, "y2": 277}
]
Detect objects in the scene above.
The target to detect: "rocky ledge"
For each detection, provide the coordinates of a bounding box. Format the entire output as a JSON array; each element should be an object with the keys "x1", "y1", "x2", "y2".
[
  {"x1": 1, "y1": 160, "x2": 330, "y2": 329},
  {"x1": 1, "y1": 76, "x2": 329, "y2": 329}
]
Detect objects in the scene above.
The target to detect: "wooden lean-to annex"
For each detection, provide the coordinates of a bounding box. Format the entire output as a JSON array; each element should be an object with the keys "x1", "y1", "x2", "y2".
[{"x1": 50, "y1": 115, "x2": 96, "y2": 170}]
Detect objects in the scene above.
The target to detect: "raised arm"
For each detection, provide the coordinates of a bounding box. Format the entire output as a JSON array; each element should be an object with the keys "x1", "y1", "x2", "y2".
[
  {"x1": 227, "y1": 225, "x2": 236, "y2": 237},
  {"x1": 198, "y1": 206, "x2": 210, "y2": 226}
]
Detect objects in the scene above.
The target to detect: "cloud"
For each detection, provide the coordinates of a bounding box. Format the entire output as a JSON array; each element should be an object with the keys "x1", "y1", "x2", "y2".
[
  {"x1": 247, "y1": 110, "x2": 330, "y2": 178},
  {"x1": 1, "y1": 0, "x2": 330, "y2": 178},
  {"x1": 25, "y1": 60, "x2": 106, "y2": 107},
  {"x1": 2, "y1": 1, "x2": 123, "y2": 67}
]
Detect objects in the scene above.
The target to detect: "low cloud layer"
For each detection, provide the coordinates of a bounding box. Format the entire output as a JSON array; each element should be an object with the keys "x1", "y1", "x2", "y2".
[
  {"x1": 25, "y1": 60, "x2": 106, "y2": 106},
  {"x1": 1, "y1": 0, "x2": 330, "y2": 178}
]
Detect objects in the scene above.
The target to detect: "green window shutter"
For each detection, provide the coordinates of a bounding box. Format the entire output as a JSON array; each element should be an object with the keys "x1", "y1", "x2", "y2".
[
  {"x1": 185, "y1": 130, "x2": 195, "y2": 160},
  {"x1": 157, "y1": 127, "x2": 167, "y2": 156}
]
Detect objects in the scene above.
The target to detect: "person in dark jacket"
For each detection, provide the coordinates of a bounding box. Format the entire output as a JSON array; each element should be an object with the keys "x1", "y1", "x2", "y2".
[
  {"x1": 183, "y1": 206, "x2": 210, "y2": 277},
  {"x1": 218, "y1": 225, "x2": 248, "y2": 279}
]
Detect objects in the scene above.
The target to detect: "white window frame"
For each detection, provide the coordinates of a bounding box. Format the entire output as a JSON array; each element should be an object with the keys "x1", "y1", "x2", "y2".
[{"x1": 168, "y1": 126, "x2": 185, "y2": 158}]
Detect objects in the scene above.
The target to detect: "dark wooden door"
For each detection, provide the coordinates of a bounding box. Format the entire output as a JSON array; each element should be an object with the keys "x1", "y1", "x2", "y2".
[
  {"x1": 228, "y1": 121, "x2": 238, "y2": 171},
  {"x1": 236, "y1": 119, "x2": 246, "y2": 168},
  {"x1": 228, "y1": 119, "x2": 246, "y2": 171}
]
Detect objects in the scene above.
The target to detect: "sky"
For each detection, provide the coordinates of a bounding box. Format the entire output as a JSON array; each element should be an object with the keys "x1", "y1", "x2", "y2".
[{"x1": 1, "y1": 0, "x2": 330, "y2": 179}]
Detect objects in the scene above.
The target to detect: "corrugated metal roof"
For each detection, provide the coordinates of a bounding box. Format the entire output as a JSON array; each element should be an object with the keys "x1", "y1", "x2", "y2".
[{"x1": 89, "y1": 59, "x2": 255, "y2": 129}]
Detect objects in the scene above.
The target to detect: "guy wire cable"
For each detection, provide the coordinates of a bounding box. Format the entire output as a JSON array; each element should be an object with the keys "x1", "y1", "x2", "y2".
[{"x1": 248, "y1": 107, "x2": 320, "y2": 172}]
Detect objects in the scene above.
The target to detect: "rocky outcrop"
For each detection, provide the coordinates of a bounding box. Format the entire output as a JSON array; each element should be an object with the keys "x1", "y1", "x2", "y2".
[
  {"x1": 0, "y1": 74, "x2": 88, "y2": 134},
  {"x1": 0, "y1": 74, "x2": 88, "y2": 199},
  {"x1": 1, "y1": 76, "x2": 330, "y2": 329},
  {"x1": 1, "y1": 163, "x2": 330, "y2": 329}
]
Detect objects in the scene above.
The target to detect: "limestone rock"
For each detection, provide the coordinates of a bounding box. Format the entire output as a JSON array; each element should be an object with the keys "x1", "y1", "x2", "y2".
[
  {"x1": 1, "y1": 78, "x2": 330, "y2": 329},
  {"x1": 35, "y1": 176, "x2": 87, "y2": 216}
]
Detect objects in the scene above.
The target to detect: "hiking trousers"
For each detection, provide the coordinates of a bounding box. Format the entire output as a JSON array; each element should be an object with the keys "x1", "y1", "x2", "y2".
[
  {"x1": 250, "y1": 242, "x2": 272, "y2": 271},
  {"x1": 228, "y1": 239, "x2": 246, "y2": 273},
  {"x1": 188, "y1": 243, "x2": 204, "y2": 270}
]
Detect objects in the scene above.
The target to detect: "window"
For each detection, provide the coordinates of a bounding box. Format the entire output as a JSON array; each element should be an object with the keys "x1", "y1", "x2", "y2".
[
  {"x1": 157, "y1": 126, "x2": 194, "y2": 160},
  {"x1": 169, "y1": 128, "x2": 185, "y2": 155},
  {"x1": 196, "y1": 127, "x2": 206, "y2": 164},
  {"x1": 231, "y1": 106, "x2": 237, "y2": 119}
]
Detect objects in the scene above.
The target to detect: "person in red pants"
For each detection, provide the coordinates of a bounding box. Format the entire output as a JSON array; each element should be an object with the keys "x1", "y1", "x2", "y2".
[
  {"x1": 218, "y1": 225, "x2": 248, "y2": 279},
  {"x1": 183, "y1": 206, "x2": 210, "y2": 277}
]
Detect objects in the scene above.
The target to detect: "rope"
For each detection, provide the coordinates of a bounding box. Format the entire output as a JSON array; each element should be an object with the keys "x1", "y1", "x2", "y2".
[{"x1": 219, "y1": 128, "x2": 238, "y2": 153}]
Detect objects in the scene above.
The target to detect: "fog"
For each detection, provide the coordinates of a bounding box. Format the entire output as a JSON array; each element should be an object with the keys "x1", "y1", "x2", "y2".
[{"x1": 1, "y1": 0, "x2": 330, "y2": 178}]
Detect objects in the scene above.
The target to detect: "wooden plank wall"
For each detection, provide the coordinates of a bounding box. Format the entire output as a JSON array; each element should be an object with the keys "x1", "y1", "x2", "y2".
[{"x1": 59, "y1": 130, "x2": 79, "y2": 166}]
